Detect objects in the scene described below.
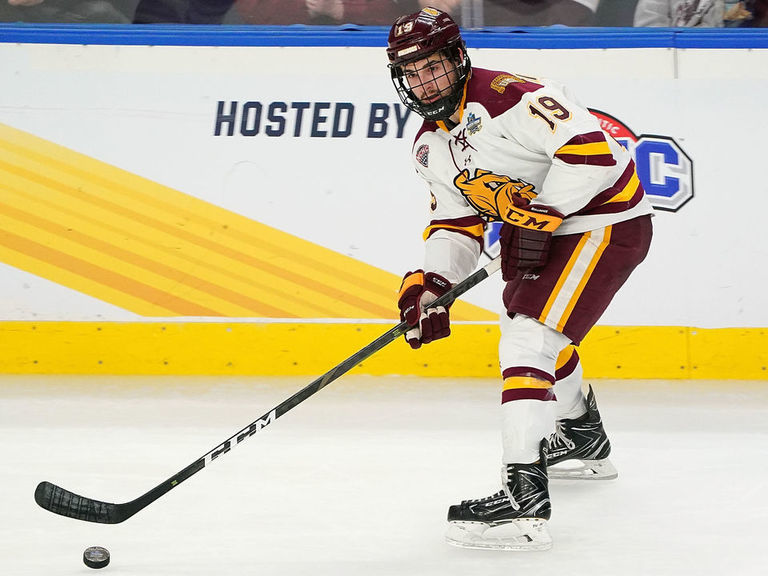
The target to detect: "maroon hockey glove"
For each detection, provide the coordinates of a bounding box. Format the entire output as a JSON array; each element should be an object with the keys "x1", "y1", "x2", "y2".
[
  {"x1": 499, "y1": 223, "x2": 552, "y2": 281},
  {"x1": 397, "y1": 270, "x2": 453, "y2": 349}
]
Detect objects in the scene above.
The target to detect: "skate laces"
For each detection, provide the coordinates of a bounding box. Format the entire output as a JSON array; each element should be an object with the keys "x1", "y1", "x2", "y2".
[
  {"x1": 463, "y1": 490, "x2": 504, "y2": 505},
  {"x1": 550, "y1": 421, "x2": 575, "y2": 451}
]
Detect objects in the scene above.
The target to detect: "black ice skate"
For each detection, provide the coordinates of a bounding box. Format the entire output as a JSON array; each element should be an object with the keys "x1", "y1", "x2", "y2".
[
  {"x1": 547, "y1": 384, "x2": 618, "y2": 480},
  {"x1": 445, "y1": 443, "x2": 552, "y2": 551}
]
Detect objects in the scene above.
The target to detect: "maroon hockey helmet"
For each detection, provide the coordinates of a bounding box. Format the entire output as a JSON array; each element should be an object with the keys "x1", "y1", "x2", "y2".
[{"x1": 387, "y1": 8, "x2": 470, "y2": 122}]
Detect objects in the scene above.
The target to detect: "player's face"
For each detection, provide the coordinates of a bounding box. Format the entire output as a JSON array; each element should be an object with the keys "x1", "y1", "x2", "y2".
[{"x1": 402, "y1": 52, "x2": 459, "y2": 106}]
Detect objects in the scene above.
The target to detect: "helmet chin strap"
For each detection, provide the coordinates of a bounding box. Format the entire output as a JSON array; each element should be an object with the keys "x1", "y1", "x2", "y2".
[
  {"x1": 419, "y1": 70, "x2": 468, "y2": 124},
  {"x1": 419, "y1": 97, "x2": 457, "y2": 122}
]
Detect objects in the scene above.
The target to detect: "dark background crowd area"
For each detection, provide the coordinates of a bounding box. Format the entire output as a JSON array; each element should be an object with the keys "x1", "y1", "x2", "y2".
[{"x1": 0, "y1": 1, "x2": 765, "y2": 28}]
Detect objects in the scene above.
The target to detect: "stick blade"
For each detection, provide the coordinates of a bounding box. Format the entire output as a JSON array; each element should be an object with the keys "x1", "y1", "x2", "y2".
[{"x1": 35, "y1": 481, "x2": 126, "y2": 524}]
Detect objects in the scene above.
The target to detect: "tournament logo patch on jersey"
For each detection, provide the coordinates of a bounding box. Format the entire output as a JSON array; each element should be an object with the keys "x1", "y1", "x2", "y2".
[
  {"x1": 466, "y1": 112, "x2": 482, "y2": 135},
  {"x1": 416, "y1": 144, "x2": 429, "y2": 167},
  {"x1": 589, "y1": 108, "x2": 694, "y2": 212}
]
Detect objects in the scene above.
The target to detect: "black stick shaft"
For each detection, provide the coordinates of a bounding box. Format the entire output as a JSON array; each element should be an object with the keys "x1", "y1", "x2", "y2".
[{"x1": 35, "y1": 257, "x2": 500, "y2": 524}]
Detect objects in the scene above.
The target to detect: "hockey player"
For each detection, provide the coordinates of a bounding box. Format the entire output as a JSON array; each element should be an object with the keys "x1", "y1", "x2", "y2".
[{"x1": 388, "y1": 7, "x2": 654, "y2": 550}]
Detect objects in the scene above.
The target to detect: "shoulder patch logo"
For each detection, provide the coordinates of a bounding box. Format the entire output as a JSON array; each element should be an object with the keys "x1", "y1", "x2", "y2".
[
  {"x1": 430, "y1": 191, "x2": 437, "y2": 211},
  {"x1": 466, "y1": 112, "x2": 482, "y2": 135},
  {"x1": 416, "y1": 144, "x2": 429, "y2": 167},
  {"x1": 490, "y1": 74, "x2": 525, "y2": 94}
]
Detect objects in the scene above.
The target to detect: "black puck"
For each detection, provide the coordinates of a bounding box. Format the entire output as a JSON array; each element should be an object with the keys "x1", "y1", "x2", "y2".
[{"x1": 83, "y1": 546, "x2": 110, "y2": 569}]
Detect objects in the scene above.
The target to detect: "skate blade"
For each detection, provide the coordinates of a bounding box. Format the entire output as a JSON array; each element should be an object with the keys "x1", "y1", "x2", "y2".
[
  {"x1": 445, "y1": 518, "x2": 552, "y2": 551},
  {"x1": 548, "y1": 458, "x2": 618, "y2": 480}
]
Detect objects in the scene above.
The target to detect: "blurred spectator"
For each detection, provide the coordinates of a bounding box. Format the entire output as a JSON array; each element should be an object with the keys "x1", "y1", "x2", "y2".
[
  {"x1": 133, "y1": 0, "x2": 234, "y2": 23},
  {"x1": 749, "y1": 0, "x2": 768, "y2": 25},
  {"x1": 0, "y1": 0, "x2": 131, "y2": 22},
  {"x1": 235, "y1": 1, "x2": 460, "y2": 26},
  {"x1": 481, "y1": 0, "x2": 601, "y2": 26},
  {"x1": 724, "y1": 0, "x2": 768, "y2": 25},
  {"x1": 634, "y1": 0, "x2": 724, "y2": 26},
  {"x1": 594, "y1": 0, "x2": 639, "y2": 25},
  {"x1": 235, "y1": 0, "x2": 324, "y2": 24}
]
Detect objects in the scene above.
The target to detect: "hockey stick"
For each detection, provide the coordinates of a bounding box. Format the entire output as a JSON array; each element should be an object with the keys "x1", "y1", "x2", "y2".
[{"x1": 35, "y1": 257, "x2": 501, "y2": 524}]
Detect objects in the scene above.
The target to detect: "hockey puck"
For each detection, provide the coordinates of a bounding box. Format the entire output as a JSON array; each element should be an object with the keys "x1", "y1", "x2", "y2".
[{"x1": 83, "y1": 546, "x2": 110, "y2": 569}]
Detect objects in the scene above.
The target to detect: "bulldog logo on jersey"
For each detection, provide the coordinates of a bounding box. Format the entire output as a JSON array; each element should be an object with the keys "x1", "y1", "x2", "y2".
[
  {"x1": 416, "y1": 144, "x2": 429, "y2": 167},
  {"x1": 453, "y1": 168, "x2": 537, "y2": 221}
]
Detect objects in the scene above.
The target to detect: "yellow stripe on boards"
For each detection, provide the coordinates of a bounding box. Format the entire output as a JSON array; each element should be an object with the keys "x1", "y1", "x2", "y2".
[
  {"x1": 0, "y1": 142, "x2": 389, "y2": 317},
  {"x1": 0, "y1": 322, "x2": 764, "y2": 380},
  {"x1": 0, "y1": 184, "x2": 324, "y2": 317},
  {"x1": 0, "y1": 231, "x2": 218, "y2": 316},
  {"x1": 0, "y1": 202, "x2": 259, "y2": 317},
  {"x1": 0, "y1": 321, "x2": 504, "y2": 377},
  {"x1": 0, "y1": 122, "x2": 496, "y2": 321}
]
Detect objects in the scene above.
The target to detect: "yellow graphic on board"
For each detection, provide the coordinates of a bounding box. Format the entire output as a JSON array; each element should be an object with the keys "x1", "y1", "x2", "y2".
[{"x1": 0, "y1": 123, "x2": 495, "y2": 320}]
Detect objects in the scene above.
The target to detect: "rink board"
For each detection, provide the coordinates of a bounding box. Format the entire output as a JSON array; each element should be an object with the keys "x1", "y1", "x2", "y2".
[
  {"x1": 0, "y1": 322, "x2": 764, "y2": 380},
  {"x1": 0, "y1": 27, "x2": 766, "y2": 378}
]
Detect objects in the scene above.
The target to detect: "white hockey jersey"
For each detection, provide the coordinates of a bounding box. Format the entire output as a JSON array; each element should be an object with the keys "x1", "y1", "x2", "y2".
[{"x1": 411, "y1": 67, "x2": 654, "y2": 282}]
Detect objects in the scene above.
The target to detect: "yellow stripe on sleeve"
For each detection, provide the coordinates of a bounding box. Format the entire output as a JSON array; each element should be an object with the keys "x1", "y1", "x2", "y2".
[
  {"x1": 422, "y1": 222, "x2": 485, "y2": 242},
  {"x1": 603, "y1": 172, "x2": 640, "y2": 205},
  {"x1": 555, "y1": 141, "x2": 613, "y2": 157}
]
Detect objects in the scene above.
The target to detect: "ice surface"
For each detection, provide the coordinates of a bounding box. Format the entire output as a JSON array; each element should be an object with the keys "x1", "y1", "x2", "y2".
[{"x1": 2, "y1": 375, "x2": 767, "y2": 575}]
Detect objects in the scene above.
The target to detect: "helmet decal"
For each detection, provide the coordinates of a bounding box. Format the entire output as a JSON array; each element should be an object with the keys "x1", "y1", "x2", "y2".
[
  {"x1": 394, "y1": 21, "x2": 414, "y2": 36},
  {"x1": 397, "y1": 45, "x2": 420, "y2": 58}
]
